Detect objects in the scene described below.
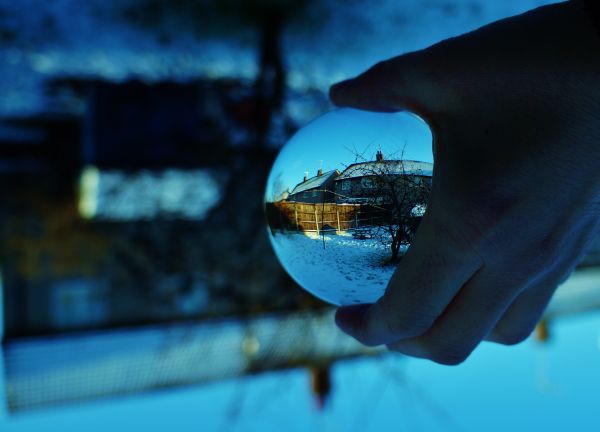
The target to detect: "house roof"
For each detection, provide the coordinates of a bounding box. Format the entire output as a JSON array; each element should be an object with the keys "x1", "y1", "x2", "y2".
[
  {"x1": 336, "y1": 160, "x2": 433, "y2": 180},
  {"x1": 289, "y1": 170, "x2": 339, "y2": 195}
]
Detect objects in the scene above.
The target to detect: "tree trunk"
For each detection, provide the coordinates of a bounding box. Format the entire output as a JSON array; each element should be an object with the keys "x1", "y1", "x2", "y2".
[{"x1": 391, "y1": 236, "x2": 399, "y2": 262}]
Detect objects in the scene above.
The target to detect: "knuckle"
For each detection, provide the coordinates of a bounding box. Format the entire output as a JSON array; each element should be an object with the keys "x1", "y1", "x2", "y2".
[
  {"x1": 379, "y1": 312, "x2": 409, "y2": 337},
  {"x1": 499, "y1": 223, "x2": 574, "y2": 280},
  {"x1": 427, "y1": 216, "x2": 483, "y2": 263},
  {"x1": 379, "y1": 303, "x2": 435, "y2": 338}
]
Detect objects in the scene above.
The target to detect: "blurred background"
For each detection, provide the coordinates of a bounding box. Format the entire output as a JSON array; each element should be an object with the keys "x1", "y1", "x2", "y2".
[{"x1": 1, "y1": 0, "x2": 600, "y2": 430}]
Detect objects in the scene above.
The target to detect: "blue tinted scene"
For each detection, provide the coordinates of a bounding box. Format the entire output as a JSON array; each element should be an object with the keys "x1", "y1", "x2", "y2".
[
  {"x1": 2, "y1": 0, "x2": 600, "y2": 431},
  {"x1": 264, "y1": 109, "x2": 434, "y2": 305}
]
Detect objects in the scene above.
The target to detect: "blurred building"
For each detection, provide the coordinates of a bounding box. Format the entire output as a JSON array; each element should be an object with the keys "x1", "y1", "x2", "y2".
[
  {"x1": 0, "y1": 75, "x2": 369, "y2": 413},
  {"x1": 1, "y1": 78, "x2": 317, "y2": 338}
]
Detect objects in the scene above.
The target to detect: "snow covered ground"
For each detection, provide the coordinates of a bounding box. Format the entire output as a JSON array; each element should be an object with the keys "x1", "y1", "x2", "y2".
[{"x1": 269, "y1": 230, "x2": 407, "y2": 305}]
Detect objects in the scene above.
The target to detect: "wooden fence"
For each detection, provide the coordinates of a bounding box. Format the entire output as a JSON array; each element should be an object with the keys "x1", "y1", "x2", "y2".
[{"x1": 266, "y1": 201, "x2": 385, "y2": 234}]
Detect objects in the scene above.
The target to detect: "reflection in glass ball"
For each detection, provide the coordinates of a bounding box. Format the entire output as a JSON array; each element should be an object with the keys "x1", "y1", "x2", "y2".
[{"x1": 265, "y1": 108, "x2": 434, "y2": 306}]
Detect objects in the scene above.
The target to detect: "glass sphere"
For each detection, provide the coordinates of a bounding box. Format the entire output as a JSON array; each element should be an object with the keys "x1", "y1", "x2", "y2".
[{"x1": 265, "y1": 108, "x2": 434, "y2": 306}]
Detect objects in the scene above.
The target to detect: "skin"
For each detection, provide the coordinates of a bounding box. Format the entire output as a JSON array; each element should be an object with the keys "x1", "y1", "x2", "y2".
[{"x1": 330, "y1": 0, "x2": 600, "y2": 365}]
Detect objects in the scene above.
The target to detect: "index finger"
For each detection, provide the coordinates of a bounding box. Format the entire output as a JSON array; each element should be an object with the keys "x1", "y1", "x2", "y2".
[{"x1": 329, "y1": 50, "x2": 451, "y2": 122}]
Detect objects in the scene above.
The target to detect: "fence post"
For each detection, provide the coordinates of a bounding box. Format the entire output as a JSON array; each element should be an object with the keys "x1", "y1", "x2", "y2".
[
  {"x1": 355, "y1": 211, "x2": 359, "y2": 229},
  {"x1": 294, "y1": 205, "x2": 299, "y2": 232},
  {"x1": 314, "y1": 206, "x2": 320, "y2": 235},
  {"x1": 279, "y1": 205, "x2": 284, "y2": 230},
  {"x1": 336, "y1": 207, "x2": 341, "y2": 234}
]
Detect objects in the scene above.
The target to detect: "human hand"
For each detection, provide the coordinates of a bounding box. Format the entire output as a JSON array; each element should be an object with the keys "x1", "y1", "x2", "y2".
[{"x1": 331, "y1": 1, "x2": 600, "y2": 364}]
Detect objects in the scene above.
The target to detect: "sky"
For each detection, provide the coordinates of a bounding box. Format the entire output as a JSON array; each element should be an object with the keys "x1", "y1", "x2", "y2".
[{"x1": 265, "y1": 108, "x2": 434, "y2": 201}]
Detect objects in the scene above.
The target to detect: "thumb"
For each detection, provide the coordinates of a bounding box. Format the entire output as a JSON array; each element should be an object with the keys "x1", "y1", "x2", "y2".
[{"x1": 329, "y1": 54, "x2": 442, "y2": 118}]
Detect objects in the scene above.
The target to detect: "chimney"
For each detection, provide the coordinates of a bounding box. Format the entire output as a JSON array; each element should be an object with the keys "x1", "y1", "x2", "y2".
[
  {"x1": 303, "y1": 171, "x2": 309, "y2": 182},
  {"x1": 376, "y1": 151, "x2": 384, "y2": 162},
  {"x1": 317, "y1": 168, "x2": 323, "y2": 177}
]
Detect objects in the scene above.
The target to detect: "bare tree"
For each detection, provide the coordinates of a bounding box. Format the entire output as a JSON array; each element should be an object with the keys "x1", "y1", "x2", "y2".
[{"x1": 345, "y1": 152, "x2": 432, "y2": 262}]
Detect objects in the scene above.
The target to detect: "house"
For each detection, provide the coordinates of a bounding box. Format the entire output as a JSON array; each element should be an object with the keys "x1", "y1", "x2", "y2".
[
  {"x1": 287, "y1": 169, "x2": 340, "y2": 203},
  {"x1": 334, "y1": 151, "x2": 433, "y2": 204}
]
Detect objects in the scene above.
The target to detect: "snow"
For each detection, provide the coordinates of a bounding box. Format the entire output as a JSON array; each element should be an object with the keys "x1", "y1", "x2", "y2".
[
  {"x1": 336, "y1": 160, "x2": 433, "y2": 180},
  {"x1": 269, "y1": 230, "x2": 407, "y2": 305}
]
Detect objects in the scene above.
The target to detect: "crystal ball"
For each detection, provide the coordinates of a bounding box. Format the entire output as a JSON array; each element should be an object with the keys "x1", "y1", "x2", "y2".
[{"x1": 265, "y1": 108, "x2": 434, "y2": 306}]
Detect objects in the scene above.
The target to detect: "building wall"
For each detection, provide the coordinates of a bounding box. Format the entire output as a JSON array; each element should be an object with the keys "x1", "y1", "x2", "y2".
[
  {"x1": 287, "y1": 176, "x2": 338, "y2": 204},
  {"x1": 334, "y1": 175, "x2": 432, "y2": 203},
  {"x1": 288, "y1": 189, "x2": 335, "y2": 204}
]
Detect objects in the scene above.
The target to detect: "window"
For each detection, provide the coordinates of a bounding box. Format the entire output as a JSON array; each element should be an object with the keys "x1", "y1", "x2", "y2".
[
  {"x1": 341, "y1": 180, "x2": 351, "y2": 191},
  {"x1": 361, "y1": 177, "x2": 375, "y2": 188},
  {"x1": 312, "y1": 190, "x2": 318, "y2": 197},
  {"x1": 303, "y1": 191, "x2": 309, "y2": 198}
]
